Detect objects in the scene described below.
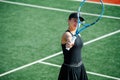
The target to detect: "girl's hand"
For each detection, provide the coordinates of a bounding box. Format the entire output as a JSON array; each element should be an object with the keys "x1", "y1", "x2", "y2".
[{"x1": 66, "y1": 41, "x2": 74, "y2": 49}]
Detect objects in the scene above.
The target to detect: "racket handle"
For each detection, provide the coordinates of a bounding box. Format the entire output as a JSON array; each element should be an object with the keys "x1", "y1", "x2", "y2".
[{"x1": 66, "y1": 36, "x2": 77, "y2": 50}]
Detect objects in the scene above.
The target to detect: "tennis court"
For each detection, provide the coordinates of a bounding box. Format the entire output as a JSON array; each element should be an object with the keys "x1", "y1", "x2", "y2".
[{"x1": 0, "y1": 0, "x2": 120, "y2": 80}]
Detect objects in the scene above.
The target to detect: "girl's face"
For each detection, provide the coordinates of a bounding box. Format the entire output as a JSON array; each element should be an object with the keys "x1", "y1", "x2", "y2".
[{"x1": 68, "y1": 18, "x2": 78, "y2": 29}]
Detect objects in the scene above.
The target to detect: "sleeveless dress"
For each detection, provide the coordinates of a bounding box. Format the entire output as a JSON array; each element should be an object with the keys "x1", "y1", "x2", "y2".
[{"x1": 58, "y1": 30, "x2": 88, "y2": 80}]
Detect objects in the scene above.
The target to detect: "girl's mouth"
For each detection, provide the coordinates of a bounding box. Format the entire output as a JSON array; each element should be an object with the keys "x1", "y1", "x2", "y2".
[{"x1": 74, "y1": 24, "x2": 77, "y2": 27}]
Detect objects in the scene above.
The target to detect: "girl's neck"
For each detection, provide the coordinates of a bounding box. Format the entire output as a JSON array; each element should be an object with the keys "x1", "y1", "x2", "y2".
[{"x1": 68, "y1": 27, "x2": 76, "y2": 35}]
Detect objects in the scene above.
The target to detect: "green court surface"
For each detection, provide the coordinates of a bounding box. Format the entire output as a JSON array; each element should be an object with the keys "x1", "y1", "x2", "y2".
[{"x1": 0, "y1": 0, "x2": 120, "y2": 80}]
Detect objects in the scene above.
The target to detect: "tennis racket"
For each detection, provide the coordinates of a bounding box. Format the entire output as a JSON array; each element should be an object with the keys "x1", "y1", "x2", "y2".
[{"x1": 66, "y1": 0, "x2": 104, "y2": 50}]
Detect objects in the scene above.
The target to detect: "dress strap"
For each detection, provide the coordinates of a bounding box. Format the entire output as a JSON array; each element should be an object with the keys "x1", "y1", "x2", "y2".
[{"x1": 66, "y1": 30, "x2": 74, "y2": 36}]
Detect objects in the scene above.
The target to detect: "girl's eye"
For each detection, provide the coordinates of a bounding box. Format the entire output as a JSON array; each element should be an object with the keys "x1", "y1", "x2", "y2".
[{"x1": 73, "y1": 20, "x2": 77, "y2": 22}]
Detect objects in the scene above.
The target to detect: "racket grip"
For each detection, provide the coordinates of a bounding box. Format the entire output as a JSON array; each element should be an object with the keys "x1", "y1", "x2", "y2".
[{"x1": 66, "y1": 36, "x2": 77, "y2": 50}]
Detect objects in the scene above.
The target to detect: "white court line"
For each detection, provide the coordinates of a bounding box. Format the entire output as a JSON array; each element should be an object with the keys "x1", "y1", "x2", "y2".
[
  {"x1": 0, "y1": 30, "x2": 119, "y2": 77},
  {"x1": 39, "y1": 61, "x2": 120, "y2": 80},
  {"x1": 84, "y1": 29, "x2": 120, "y2": 45},
  {"x1": 72, "y1": 0, "x2": 120, "y2": 7},
  {"x1": 0, "y1": 0, "x2": 120, "y2": 20},
  {"x1": 0, "y1": 51, "x2": 62, "y2": 77}
]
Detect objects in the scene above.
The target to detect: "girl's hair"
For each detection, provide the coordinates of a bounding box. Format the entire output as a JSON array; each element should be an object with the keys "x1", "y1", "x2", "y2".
[{"x1": 68, "y1": 13, "x2": 85, "y2": 22}]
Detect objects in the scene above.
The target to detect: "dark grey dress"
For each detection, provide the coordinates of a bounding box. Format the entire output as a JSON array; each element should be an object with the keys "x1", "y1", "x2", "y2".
[{"x1": 58, "y1": 30, "x2": 88, "y2": 80}]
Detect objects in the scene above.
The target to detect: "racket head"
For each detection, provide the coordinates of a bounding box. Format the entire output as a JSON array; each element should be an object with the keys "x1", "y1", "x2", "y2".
[{"x1": 75, "y1": 0, "x2": 104, "y2": 35}]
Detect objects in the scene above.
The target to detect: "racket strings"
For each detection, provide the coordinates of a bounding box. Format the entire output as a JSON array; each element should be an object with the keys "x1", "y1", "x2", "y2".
[{"x1": 76, "y1": 0, "x2": 104, "y2": 35}]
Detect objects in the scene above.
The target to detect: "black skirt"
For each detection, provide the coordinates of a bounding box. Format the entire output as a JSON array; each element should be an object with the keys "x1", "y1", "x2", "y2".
[{"x1": 58, "y1": 63, "x2": 88, "y2": 80}]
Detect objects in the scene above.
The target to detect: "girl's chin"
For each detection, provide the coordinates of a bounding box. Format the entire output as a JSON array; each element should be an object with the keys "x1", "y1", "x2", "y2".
[{"x1": 74, "y1": 26, "x2": 77, "y2": 28}]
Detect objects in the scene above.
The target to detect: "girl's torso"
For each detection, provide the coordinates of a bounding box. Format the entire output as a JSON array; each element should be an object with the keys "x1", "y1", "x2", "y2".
[{"x1": 61, "y1": 30, "x2": 83, "y2": 65}]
